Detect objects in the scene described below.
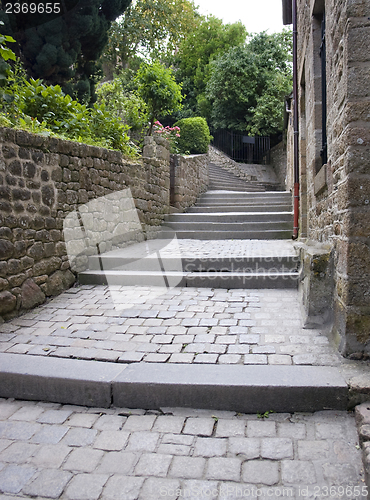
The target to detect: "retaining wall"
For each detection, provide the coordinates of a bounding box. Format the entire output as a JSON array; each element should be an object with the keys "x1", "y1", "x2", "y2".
[{"x1": 0, "y1": 128, "x2": 208, "y2": 320}]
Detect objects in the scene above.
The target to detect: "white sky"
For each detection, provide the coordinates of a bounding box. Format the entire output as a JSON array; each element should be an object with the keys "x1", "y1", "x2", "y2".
[{"x1": 194, "y1": 0, "x2": 285, "y2": 34}]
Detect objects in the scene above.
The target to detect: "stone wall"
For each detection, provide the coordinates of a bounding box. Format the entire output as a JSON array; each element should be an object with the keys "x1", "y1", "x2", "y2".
[
  {"x1": 170, "y1": 153, "x2": 208, "y2": 211},
  {"x1": 208, "y1": 146, "x2": 280, "y2": 189},
  {"x1": 269, "y1": 141, "x2": 288, "y2": 191},
  {"x1": 0, "y1": 129, "x2": 208, "y2": 321},
  {"x1": 291, "y1": 0, "x2": 370, "y2": 355}
]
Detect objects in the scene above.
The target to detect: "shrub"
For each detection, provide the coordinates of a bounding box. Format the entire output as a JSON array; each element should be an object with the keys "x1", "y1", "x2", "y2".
[
  {"x1": 135, "y1": 61, "x2": 183, "y2": 134},
  {"x1": 173, "y1": 116, "x2": 211, "y2": 154},
  {"x1": 152, "y1": 121, "x2": 181, "y2": 153}
]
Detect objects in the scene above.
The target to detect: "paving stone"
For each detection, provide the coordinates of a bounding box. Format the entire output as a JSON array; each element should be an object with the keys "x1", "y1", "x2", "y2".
[
  {"x1": 162, "y1": 433, "x2": 194, "y2": 446},
  {"x1": 64, "y1": 473, "x2": 109, "y2": 500},
  {"x1": 63, "y1": 447, "x2": 104, "y2": 472},
  {"x1": 180, "y1": 480, "x2": 219, "y2": 500},
  {"x1": 152, "y1": 416, "x2": 185, "y2": 433},
  {"x1": 247, "y1": 420, "x2": 276, "y2": 437},
  {"x1": 322, "y1": 463, "x2": 361, "y2": 485},
  {"x1": 157, "y1": 443, "x2": 191, "y2": 455},
  {"x1": 243, "y1": 354, "x2": 267, "y2": 364},
  {"x1": 218, "y1": 482, "x2": 261, "y2": 500},
  {"x1": 62, "y1": 427, "x2": 97, "y2": 447},
  {"x1": 215, "y1": 335, "x2": 237, "y2": 344},
  {"x1": 218, "y1": 354, "x2": 241, "y2": 364},
  {"x1": 228, "y1": 437, "x2": 260, "y2": 459},
  {"x1": 139, "y1": 477, "x2": 181, "y2": 500},
  {"x1": 134, "y1": 452, "x2": 173, "y2": 476},
  {"x1": 144, "y1": 353, "x2": 171, "y2": 362},
  {"x1": 239, "y1": 334, "x2": 260, "y2": 344},
  {"x1": 37, "y1": 409, "x2": 73, "y2": 424},
  {"x1": 281, "y1": 460, "x2": 316, "y2": 484},
  {"x1": 123, "y1": 414, "x2": 156, "y2": 431},
  {"x1": 0, "y1": 464, "x2": 37, "y2": 494},
  {"x1": 315, "y1": 422, "x2": 346, "y2": 439},
  {"x1": 215, "y1": 419, "x2": 246, "y2": 437},
  {"x1": 268, "y1": 354, "x2": 292, "y2": 365},
  {"x1": 206, "y1": 457, "x2": 241, "y2": 481},
  {"x1": 118, "y1": 352, "x2": 145, "y2": 362},
  {"x1": 242, "y1": 460, "x2": 279, "y2": 485},
  {"x1": 0, "y1": 441, "x2": 38, "y2": 463},
  {"x1": 183, "y1": 417, "x2": 214, "y2": 436},
  {"x1": 169, "y1": 352, "x2": 195, "y2": 363},
  {"x1": 97, "y1": 451, "x2": 138, "y2": 474},
  {"x1": 277, "y1": 422, "x2": 306, "y2": 439},
  {"x1": 297, "y1": 440, "x2": 329, "y2": 460},
  {"x1": 169, "y1": 456, "x2": 206, "y2": 479},
  {"x1": 30, "y1": 444, "x2": 71, "y2": 468},
  {"x1": 260, "y1": 438, "x2": 293, "y2": 459},
  {"x1": 32, "y1": 425, "x2": 69, "y2": 444},
  {"x1": 101, "y1": 475, "x2": 145, "y2": 500},
  {"x1": 126, "y1": 431, "x2": 159, "y2": 452},
  {"x1": 194, "y1": 437, "x2": 227, "y2": 457},
  {"x1": 9, "y1": 406, "x2": 45, "y2": 421},
  {"x1": 67, "y1": 413, "x2": 99, "y2": 428},
  {"x1": 22, "y1": 469, "x2": 72, "y2": 498},
  {"x1": 251, "y1": 345, "x2": 276, "y2": 354}
]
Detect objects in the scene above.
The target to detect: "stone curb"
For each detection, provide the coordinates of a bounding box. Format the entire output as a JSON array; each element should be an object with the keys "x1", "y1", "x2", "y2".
[{"x1": 0, "y1": 353, "x2": 348, "y2": 413}]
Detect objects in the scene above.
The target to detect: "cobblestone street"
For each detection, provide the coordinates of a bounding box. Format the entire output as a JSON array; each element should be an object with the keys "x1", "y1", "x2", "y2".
[
  {"x1": 0, "y1": 240, "x2": 341, "y2": 368},
  {"x1": 0, "y1": 240, "x2": 368, "y2": 498},
  {"x1": 0, "y1": 398, "x2": 366, "y2": 499}
]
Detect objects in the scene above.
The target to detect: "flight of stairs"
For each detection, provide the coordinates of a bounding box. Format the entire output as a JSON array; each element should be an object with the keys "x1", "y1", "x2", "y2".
[
  {"x1": 163, "y1": 163, "x2": 293, "y2": 240},
  {"x1": 78, "y1": 162, "x2": 300, "y2": 289}
]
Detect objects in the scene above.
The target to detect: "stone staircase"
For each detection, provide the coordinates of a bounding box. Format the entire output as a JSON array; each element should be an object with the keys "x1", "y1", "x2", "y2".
[
  {"x1": 163, "y1": 163, "x2": 293, "y2": 240},
  {"x1": 78, "y1": 161, "x2": 299, "y2": 289}
]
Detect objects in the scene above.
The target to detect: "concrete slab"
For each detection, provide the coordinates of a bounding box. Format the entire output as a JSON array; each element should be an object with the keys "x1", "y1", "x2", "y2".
[
  {"x1": 0, "y1": 353, "x2": 128, "y2": 408},
  {"x1": 113, "y1": 363, "x2": 348, "y2": 413}
]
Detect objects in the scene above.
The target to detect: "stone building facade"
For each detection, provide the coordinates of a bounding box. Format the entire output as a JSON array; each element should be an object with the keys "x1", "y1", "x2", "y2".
[
  {"x1": 283, "y1": 0, "x2": 370, "y2": 355},
  {"x1": 0, "y1": 128, "x2": 208, "y2": 321}
]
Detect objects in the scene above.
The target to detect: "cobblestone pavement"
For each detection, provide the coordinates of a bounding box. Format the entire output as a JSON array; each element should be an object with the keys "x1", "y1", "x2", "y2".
[
  {"x1": 159, "y1": 239, "x2": 298, "y2": 258},
  {"x1": 0, "y1": 398, "x2": 366, "y2": 500},
  {"x1": 0, "y1": 284, "x2": 342, "y2": 367},
  {"x1": 0, "y1": 237, "x2": 341, "y2": 367}
]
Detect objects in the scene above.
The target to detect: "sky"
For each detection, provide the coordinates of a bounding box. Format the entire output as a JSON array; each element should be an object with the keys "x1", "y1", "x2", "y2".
[{"x1": 194, "y1": 0, "x2": 285, "y2": 34}]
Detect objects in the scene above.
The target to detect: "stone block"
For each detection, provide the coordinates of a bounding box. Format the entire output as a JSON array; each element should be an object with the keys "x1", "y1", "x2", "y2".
[{"x1": 20, "y1": 278, "x2": 45, "y2": 309}]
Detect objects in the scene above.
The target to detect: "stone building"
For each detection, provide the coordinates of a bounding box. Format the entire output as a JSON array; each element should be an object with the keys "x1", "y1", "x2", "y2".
[{"x1": 282, "y1": 0, "x2": 370, "y2": 356}]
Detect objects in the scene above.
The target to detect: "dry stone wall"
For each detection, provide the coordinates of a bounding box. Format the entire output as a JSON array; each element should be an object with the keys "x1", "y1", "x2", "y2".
[
  {"x1": 170, "y1": 153, "x2": 208, "y2": 211},
  {"x1": 0, "y1": 129, "x2": 208, "y2": 321}
]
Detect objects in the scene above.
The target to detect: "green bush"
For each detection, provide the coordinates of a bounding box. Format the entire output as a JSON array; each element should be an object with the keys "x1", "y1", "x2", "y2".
[{"x1": 173, "y1": 117, "x2": 212, "y2": 154}]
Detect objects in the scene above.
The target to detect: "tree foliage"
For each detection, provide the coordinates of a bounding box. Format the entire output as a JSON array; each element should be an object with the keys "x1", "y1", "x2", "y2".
[
  {"x1": 101, "y1": 0, "x2": 200, "y2": 74},
  {"x1": 206, "y1": 30, "x2": 292, "y2": 135},
  {"x1": 0, "y1": 0, "x2": 132, "y2": 102},
  {"x1": 174, "y1": 16, "x2": 247, "y2": 117},
  {"x1": 134, "y1": 61, "x2": 183, "y2": 134}
]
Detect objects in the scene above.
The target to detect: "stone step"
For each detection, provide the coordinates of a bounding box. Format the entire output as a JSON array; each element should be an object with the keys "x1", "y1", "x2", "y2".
[
  {"x1": 200, "y1": 191, "x2": 291, "y2": 201},
  {"x1": 165, "y1": 212, "x2": 293, "y2": 223},
  {"x1": 164, "y1": 221, "x2": 293, "y2": 232},
  {"x1": 161, "y1": 229, "x2": 293, "y2": 239},
  {"x1": 187, "y1": 204, "x2": 292, "y2": 213},
  {"x1": 87, "y1": 254, "x2": 299, "y2": 272},
  {"x1": 208, "y1": 185, "x2": 266, "y2": 192},
  {"x1": 0, "y1": 354, "x2": 349, "y2": 413},
  {"x1": 78, "y1": 269, "x2": 300, "y2": 289}
]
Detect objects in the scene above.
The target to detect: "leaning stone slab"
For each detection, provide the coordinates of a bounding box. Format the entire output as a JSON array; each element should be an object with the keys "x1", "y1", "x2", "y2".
[
  {"x1": 112, "y1": 363, "x2": 348, "y2": 413},
  {"x1": 0, "y1": 353, "x2": 127, "y2": 407}
]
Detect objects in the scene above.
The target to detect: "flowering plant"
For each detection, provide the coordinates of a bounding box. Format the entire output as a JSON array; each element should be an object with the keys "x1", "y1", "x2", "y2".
[{"x1": 152, "y1": 121, "x2": 181, "y2": 153}]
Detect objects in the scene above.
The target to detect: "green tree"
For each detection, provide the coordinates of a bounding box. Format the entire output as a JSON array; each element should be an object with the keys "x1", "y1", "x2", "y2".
[
  {"x1": 0, "y1": 0, "x2": 132, "y2": 103},
  {"x1": 174, "y1": 16, "x2": 247, "y2": 117},
  {"x1": 134, "y1": 61, "x2": 183, "y2": 134},
  {"x1": 206, "y1": 30, "x2": 292, "y2": 135},
  {"x1": 101, "y1": 0, "x2": 200, "y2": 74}
]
